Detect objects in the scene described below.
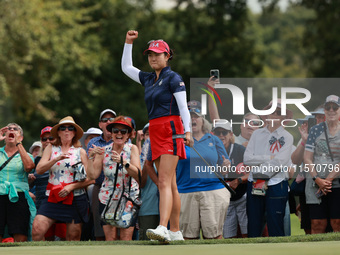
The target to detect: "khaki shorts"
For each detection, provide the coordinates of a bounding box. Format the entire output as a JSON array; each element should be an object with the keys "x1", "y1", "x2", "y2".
[{"x1": 179, "y1": 188, "x2": 230, "y2": 238}]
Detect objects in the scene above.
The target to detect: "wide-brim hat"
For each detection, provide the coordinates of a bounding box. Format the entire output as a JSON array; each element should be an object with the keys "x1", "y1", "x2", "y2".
[
  {"x1": 106, "y1": 119, "x2": 133, "y2": 133},
  {"x1": 51, "y1": 116, "x2": 84, "y2": 140},
  {"x1": 262, "y1": 99, "x2": 293, "y2": 119}
]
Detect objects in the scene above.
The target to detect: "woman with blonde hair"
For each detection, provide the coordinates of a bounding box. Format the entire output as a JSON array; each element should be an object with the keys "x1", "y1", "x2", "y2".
[{"x1": 32, "y1": 116, "x2": 94, "y2": 241}]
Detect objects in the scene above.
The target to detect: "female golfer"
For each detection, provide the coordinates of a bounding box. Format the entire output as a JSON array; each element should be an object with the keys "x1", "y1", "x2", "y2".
[{"x1": 122, "y1": 30, "x2": 191, "y2": 242}]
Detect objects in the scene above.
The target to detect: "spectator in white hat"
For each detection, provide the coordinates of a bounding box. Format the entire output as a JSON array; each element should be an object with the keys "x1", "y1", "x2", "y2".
[
  {"x1": 29, "y1": 141, "x2": 42, "y2": 159},
  {"x1": 212, "y1": 120, "x2": 249, "y2": 238},
  {"x1": 80, "y1": 128, "x2": 102, "y2": 149},
  {"x1": 304, "y1": 95, "x2": 340, "y2": 234}
]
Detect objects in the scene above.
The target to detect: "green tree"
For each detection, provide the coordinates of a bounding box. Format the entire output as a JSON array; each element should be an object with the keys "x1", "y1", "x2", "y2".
[{"x1": 299, "y1": 0, "x2": 340, "y2": 77}]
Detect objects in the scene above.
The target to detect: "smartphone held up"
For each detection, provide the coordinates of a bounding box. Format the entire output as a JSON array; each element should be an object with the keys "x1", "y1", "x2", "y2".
[{"x1": 210, "y1": 69, "x2": 220, "y2": 83}]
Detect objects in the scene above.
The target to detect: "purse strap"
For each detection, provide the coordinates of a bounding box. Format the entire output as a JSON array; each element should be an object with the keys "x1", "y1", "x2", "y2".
[
  {"x1": 102, "y1": 160, "x2": 120, "y2": 217},
  {"x1": 0, "y1": 151, "x2": 19, "y2": 172},
  {"x1": 323, "y1": 122, "x2": 334, "y2": 162}
]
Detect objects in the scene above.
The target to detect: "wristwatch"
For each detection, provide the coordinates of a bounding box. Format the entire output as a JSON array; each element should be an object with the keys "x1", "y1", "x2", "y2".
[
  {"x1": 312, "y1": 175, "x2": 318, "y2": 181},
  {"x1": 124, "y1": 162, "x2": 130, "y2": 169},
  {"x1": 237, "y1": 177, "x2": 243, "y2": 184}
]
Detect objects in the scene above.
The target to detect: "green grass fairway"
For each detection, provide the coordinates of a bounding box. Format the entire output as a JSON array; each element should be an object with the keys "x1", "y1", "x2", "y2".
[{"x1": 2, "y1": 242, "x2": 340, "y2": 255}]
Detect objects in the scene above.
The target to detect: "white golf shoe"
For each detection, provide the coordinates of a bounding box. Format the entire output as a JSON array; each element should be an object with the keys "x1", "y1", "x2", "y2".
[
  {"x1": 169, "y1": 230, "x2": 184, "y2": 241},
  {"x1": 146, "y1": 225, "x2": 171, "y2": 243}
]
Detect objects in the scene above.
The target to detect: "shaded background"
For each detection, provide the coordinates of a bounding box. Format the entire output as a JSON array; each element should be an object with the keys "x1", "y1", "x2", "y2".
[{"x1": 0, "y1": 0, "x2": 339, "y2": 148}]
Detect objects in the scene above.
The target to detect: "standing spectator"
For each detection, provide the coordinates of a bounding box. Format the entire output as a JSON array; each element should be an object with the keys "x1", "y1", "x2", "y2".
[
  {"x1": 136, "y1": 123, "x2": 149, "y2": 155},
  {"x1": 86, "y1": 109, "x2": 116, "y2": 241},
  {"x1": 212, "y1": 121, "x2": 248, "y2": 238},
  {"x1": 176, "y1": 103, "x2": 231, "y2": 239},
  {"x1": 291, "y1": 116, "x2": 315, "y2": 235},
  {"x1": 79, "y1": 127, "x2": 102, "y2": 240},
  {"x1": 304, "y1": 95, "x2": 340, "y2": 234},
  {"x1": 244, "y1": 100, "x2": 293, "y2": 237},
  {"x1": 207, "y1": 77, "x2": 249, "y2": 238},
  {"x1": 235, "y1": 113, "x2": 261, "y2": 147},
  {"x1": 30, "y1": 126, "x2": 67, "y2": 241},
  {"x1": 310, "y1": 107, "x2": 325, "y2": 124},
  {"x1": 87, "y1": 116, "x2": 141, "y2": 240},
  {"x1": 0, "y1": 123, "x2": 35, "y2": 242},
  {"x1": 122, "y1": 31, "x2": 191, "y2": 242},
  {"x1": 138, "y1": 131, "x2": 160, "y2": 240},
  {"x1": 80, "y1": 128, "x2": 102, "y2": 149},
  {"x1": 32, "y1": 116, "x2": 94, "y2": 241},
  {"x1": 29, "y1": 141, "x2": 42, "y2": 159}
]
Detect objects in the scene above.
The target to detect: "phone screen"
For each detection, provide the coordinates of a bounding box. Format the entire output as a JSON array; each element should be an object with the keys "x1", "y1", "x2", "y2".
[{"x1": 210, "y1": 69, "x2": 219, "y2": 80}]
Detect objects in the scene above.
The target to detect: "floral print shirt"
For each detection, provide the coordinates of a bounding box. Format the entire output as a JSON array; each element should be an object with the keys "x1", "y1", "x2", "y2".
[
  {"x1": 46, "y1": 146, "x2": 85, "y2": 196},
  {"x1": 99, "y1": 142, "x2": 139, "y2": 205}
]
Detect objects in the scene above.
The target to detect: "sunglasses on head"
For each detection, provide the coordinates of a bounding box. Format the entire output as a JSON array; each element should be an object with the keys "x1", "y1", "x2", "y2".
[
  {"x1": 41, "y1": 137, "x2": 55, "y2": 142},
  {"x1": 325, "y1": 104, "x2": 339, "y2": 111},
  {"x1": 244, "y1": 119, "x2": 262, "y2": 126},
  {"x1": 7, "y1": 127, "x2": 18, "y2": 131},
  {"x1": 112, "y1": 128, "x2": 129, "y2": 135},
  {"x1": 58, "y1": 125, "x2": 76, "y2": 131},
  {"x1": 101, "y1": 117, "x2": 115, "y2": 123},
  {"x1": 213, "y1": 130, "x2": 230, "y2": 136}
]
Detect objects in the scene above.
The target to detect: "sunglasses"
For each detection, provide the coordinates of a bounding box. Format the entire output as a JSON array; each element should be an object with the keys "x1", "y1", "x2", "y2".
[
  {"x1": 213, "y1": 130, "x2": 230, "y2": 136},
  {"x1": 325, "y1": 104, "x2": 339, "y2": 111},
  {"x1": 112, "y1": 128, "x2": 129, "y2": 135},
  {"x1": 244, "y1": 119, "x2": 262, "y2": 126},
  {"x1": 7, "y1": 127, "x2": 18, "y2": 131},
  {"x1": 101, "y1": 117, "x2": 115, "y2": 123},
  {"x1": 58, "y1": 126, "x2": 76, "y2": 131},
  {"x1": 41, "y1": 137, "x2": 55, "y2": 142}
]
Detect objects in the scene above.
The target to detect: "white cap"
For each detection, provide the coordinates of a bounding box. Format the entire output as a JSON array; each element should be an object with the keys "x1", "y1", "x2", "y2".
[
  {"x1": 29, "y1": 141, "x2": 42, "y2": 154},
  {"x1": 99, "y1": 109, "x2": 116, "y2": 120},
  {"x1": 83, "y1": 127, "x2": 103, "y2": 136},
  {"x1": 213, "y1": 120, "x2": 232, "y2": 132},
  {"x1": 80, "y1": 127, "x2": 103, "y2": 148}
]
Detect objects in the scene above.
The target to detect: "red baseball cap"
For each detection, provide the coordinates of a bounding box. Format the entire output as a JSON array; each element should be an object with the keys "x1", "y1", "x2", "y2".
[
  {"x1": 40, "y1": 126, "x2": 52, "y2": 137},
  {"x1": 143, "y1": 40, "x2": 170, "y2": 55}
]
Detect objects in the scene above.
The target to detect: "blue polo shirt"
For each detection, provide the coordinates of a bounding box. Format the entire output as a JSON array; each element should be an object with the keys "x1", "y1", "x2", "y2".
[
  {"x1": 139, "y1": 66, "x2": 186, "y2": 120},
  {"x1": 176, "y1": 133, "x2": 229, "y2": 193},
  {"x1": 86, "y1": 135, "x2": 113, "y2": 185}
]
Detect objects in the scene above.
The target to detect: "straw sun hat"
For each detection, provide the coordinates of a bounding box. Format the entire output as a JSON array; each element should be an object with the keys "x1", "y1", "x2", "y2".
[{"x1": 50, "y1": 116, "x2": 84, "y2": 140}]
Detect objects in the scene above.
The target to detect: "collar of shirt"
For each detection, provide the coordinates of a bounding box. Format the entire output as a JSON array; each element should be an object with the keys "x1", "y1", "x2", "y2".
[
  {"x1": 151, "y1": 66, "x2": 171, "y2": 80},
  {"x1": 262, "y1": 125, "x2": 285, "y2": 136},
  {"x1": 194, "y1": 132, "x2": 213, "y2": 143}
]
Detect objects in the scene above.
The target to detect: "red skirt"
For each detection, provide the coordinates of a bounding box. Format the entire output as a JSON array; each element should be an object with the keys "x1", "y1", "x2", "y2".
[{"x1": 149, "y1": 115, "x2": 186, "y2": 161}]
